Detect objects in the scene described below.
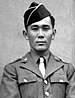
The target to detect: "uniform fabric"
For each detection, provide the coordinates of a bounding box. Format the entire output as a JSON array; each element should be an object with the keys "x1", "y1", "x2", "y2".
[{"x1": 0, "y1": 52, "x2": 75, "y2": 98}]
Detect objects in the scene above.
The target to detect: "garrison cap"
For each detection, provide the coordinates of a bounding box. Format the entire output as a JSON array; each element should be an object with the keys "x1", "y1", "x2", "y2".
[{"x1": 24, "y1": 2, "x2": 55, "y2": 30}]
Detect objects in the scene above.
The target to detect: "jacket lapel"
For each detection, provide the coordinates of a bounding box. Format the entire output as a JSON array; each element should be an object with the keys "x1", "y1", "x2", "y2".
[
  {"x1": 20, "y1": 52, "x2": 64, "y2": 79},
  {"x1": 20, "y1": 52, "x2": 43, "y2": 78},
  {"x1": 45, "y1": 53, "x2": 64, "y2": 79}
]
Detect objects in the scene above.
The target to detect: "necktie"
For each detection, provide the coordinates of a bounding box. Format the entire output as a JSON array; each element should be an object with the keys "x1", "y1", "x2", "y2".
[{"x1": 39, "y1": 57, "x2": 45, "y2": 77}]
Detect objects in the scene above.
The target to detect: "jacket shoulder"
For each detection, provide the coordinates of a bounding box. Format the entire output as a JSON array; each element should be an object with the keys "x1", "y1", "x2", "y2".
[
  {"x1": 5, "y1": 52, "x2": 30, "y2": 68},
  {"x1": 53, "y1": 55, "x2": 69, "y2": 64},
  {"x1": 9, "y1": 58, "x2": 22, "y2": 65},
  {"x1": 4, "y1": 57, "x2": 23, "y2": 70},
  {"x1": 53, "y1": 55, "x2": 75, "y2": 73}
]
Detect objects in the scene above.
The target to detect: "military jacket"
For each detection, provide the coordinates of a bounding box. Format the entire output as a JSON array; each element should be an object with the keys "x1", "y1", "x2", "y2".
[{"x1": 0, "y1": 52, "x2": 75, "y2": 98}]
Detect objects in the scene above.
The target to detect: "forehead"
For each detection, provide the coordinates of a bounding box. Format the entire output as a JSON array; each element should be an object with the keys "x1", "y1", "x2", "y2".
[{"x1": 30, "y1": 16, "x2": 51, "y2": 26}]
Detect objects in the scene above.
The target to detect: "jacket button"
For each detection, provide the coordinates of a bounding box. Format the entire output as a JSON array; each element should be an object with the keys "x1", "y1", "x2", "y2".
[
  {"x1": 19, "y1": 56, "x2": 22, "y2": 58},
  {"x1": 24, "y1": 79, "x2": 27, "y2": 82},
  {"x1": 59, "y1": 79, "x2": 63, "y2": 82},
  {"x1": 45, "y1": 91, "x2": 49, "y2": 96},
  {"x1": 24, "y1": 58, "x2": 27, "y2": 61},
  {"x1": 44, "y1": 80, "x2": 47, "y2": 84}
]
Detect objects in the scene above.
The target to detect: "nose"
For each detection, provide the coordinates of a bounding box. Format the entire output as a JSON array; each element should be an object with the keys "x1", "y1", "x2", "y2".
[{"x1": 38, "y1": 29, "x2": 44, "y2": 38}]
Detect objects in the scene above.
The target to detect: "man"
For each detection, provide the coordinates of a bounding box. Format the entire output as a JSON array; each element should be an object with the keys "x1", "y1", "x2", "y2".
[{"x1": 0, "y1": 2, "x2": 75, "y2": 98}]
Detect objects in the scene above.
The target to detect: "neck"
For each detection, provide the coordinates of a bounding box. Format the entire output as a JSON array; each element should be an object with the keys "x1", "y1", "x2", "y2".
[{"x1": 30, "y1": 48, "x2": 50, "y2": 57}]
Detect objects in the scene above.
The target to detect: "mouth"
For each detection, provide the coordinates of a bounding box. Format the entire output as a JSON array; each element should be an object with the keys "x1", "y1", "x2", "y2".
[{"x1": 36, "y1": 41, "x2": 46, "y2": 45}]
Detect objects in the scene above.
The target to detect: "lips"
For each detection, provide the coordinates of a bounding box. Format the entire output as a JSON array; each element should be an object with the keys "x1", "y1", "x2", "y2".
[
  {"x1": 36, "y1": 41, "x2": 46, "y2": 44},
  {"x1": 36, "y1": 41, "x2": 46, "y2": 43}
]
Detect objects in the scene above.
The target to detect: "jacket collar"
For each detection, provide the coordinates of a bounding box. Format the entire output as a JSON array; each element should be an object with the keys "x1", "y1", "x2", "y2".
[
  {"x1": 20, "y1": 52, "x2": 43, "y2": 78},
  {"x1": 20, "y1": 52, "x2": 64, "y2": 79},
  {"x1": 45, "y1": 53, "x2": 64, "y2": 79}
]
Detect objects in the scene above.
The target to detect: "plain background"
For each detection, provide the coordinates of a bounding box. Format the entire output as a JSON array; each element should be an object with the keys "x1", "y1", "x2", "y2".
[{"x1": 0, "y1": 0, "x2": 75, "y2": 83}]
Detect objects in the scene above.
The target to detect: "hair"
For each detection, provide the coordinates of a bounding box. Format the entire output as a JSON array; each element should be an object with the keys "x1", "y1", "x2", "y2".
[{"x1": 49, "y1": 15, "x2": 55, "y2": 29}]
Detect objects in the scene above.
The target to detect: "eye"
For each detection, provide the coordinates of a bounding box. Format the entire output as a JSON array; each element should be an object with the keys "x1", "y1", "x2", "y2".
[
  {"x1": 31, "y1": 25, "x2": 38, "y2": 31},
  {"x1": 42, "y1": 25, "x2": 50, "y2": 31}
]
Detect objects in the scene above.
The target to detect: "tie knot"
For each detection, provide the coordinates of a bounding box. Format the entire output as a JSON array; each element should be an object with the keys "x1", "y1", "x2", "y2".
[
  {"x1": 37, "y1": 56, "x2": 46, "y2": 67},
  {"x1": 40, "y1": 57, "x2": 44, "y2": 63}
]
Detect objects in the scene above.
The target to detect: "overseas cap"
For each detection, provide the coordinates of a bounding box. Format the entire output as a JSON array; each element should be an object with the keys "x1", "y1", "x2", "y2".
[{"x1": 24, "y1": 2, "x2": 55, "y2": 30}]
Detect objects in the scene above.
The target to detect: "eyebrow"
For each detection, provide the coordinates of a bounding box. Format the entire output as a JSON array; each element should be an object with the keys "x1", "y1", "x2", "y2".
[
  {"x1": 31, "y1": 24, "x2": 50, "y2": 27},
  {"x1": 31, "y1": 25, "x2": 38, "y2": 27},
  {"x1": 42, "y1": 25, "x2": 50, "y2": 27}
]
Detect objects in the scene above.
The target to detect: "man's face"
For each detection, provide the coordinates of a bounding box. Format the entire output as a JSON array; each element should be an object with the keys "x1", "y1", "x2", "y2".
[{"x1": 26, "y1": 16, "x2": 55, "y2": 53}]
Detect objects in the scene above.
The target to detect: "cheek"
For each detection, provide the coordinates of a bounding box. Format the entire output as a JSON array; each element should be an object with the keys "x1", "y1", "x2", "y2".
[
  {"x1": 28, "y1": 31, "x2": 36, "y2": 39},
  {"x1": 46, "y1": 35, "x2": 52, "y2": 42},
  {"x1": 28, "y1": 34, "x2": 36, "y2": 44},
  {"x1": 28, "y1": 33, "x2": 34, "y2": 40}
]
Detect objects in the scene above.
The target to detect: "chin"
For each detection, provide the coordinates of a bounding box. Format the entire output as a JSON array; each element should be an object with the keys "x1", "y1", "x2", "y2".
[{"x1": 35, "y1": 47, "x2": 48, "y2": 53}]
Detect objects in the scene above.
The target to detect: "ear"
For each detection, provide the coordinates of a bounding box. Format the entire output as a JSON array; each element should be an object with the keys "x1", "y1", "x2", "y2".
[
  {"x1": 23, "y1": 30, "x2": 29, "y2": 40},
  {"x1": 52, "y1": 29, "x2": 56, "y2": 40}
]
